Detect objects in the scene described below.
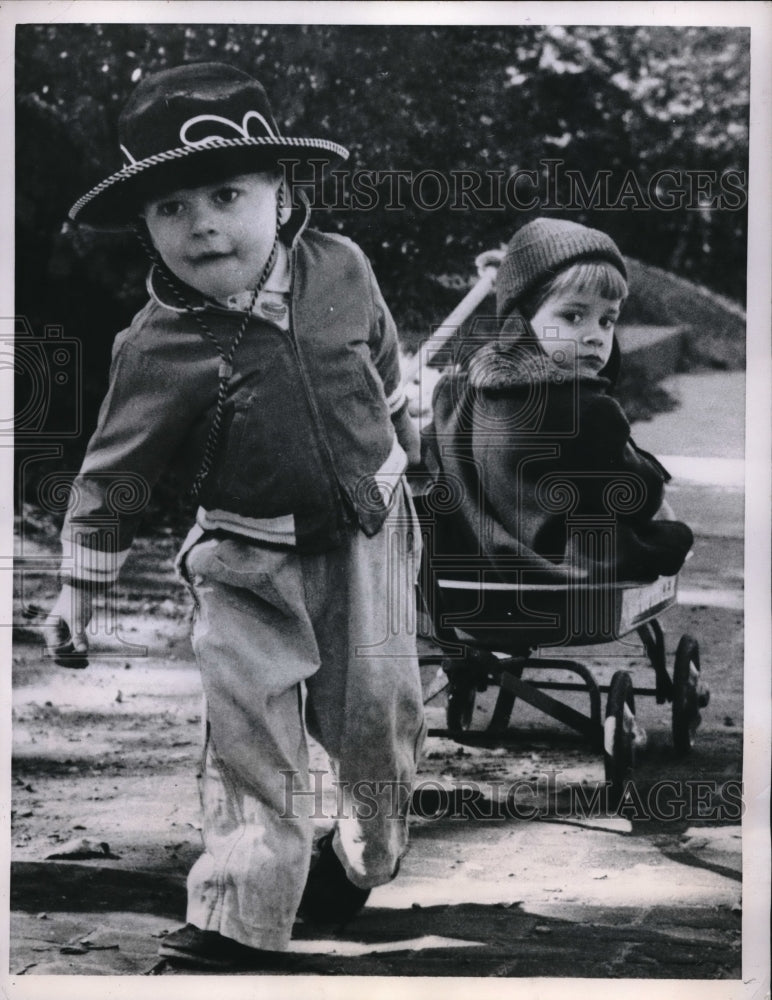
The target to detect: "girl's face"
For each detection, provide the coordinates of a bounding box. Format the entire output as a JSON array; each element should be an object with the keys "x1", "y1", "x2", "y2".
[
  {"x1": 528, "y1": 287, "x2": 622, "y2": 377},
  {"x1": 143, "y1": 172, "x2": 282, "y2": 300}
]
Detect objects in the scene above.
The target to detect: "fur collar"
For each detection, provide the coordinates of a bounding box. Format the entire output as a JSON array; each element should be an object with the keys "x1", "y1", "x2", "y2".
[{"x1": 467, "y1": 341, "x2": 616, "y2": 391}]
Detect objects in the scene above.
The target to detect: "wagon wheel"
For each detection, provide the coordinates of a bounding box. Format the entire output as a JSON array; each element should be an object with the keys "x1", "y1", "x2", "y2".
[
  {"x1": 446, "y1": 680, "x2": 477, "y2": 733},
  {"x1": 604, "y1": 671, "x2": 644, "y2": 811},
  {"x1": 672, "y1": 635, "x2": 708, "y2": 755}
]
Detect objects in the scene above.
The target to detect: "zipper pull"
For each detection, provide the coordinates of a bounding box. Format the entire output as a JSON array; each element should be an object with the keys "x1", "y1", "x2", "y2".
[{"x1": 219, "y1": 361, "x2": 233, "y2": 381}]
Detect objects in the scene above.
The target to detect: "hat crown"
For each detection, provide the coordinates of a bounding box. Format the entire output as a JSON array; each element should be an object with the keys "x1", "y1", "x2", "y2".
[
  {"x1": 496, "y1": 217, "x2": 627, "y2": 318},
  {"x1": 118, "y1": 62, "x2": 281, "y2": 166}
]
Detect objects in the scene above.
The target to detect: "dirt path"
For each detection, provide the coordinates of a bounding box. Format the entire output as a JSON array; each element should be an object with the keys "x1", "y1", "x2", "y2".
[
  {"x1": 8, "y1": 522, "x2": 745, "y2": 979},
  {"x1": 7, "y1": 370, "x2": 756, "y2": 983}
]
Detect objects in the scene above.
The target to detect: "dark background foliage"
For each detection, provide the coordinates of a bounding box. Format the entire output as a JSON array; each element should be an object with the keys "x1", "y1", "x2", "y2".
[{"x1": 15, "y1": 22, "x2": 749, "y2": 520}]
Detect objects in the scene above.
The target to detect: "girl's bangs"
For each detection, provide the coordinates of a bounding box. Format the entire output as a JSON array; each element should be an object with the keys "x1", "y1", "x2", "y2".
[{"x1": 549, "y1": 260, "x2": 628, "y2": 301}]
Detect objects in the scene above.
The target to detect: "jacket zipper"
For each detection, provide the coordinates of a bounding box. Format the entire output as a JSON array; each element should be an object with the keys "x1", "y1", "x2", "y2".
[{"x1": 285, "y1": 246, "x2": 357, "y2": 521}]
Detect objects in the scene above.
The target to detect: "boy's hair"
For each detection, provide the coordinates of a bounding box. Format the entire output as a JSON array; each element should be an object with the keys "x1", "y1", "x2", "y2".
[{"x1": 518, "y1": 260, "x2": 629, "y2": 320}]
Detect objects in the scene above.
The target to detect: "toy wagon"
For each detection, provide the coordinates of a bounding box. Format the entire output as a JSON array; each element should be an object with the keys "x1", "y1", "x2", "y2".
[{"x1": 414, "y1": 541, "x2": 709, "y2": 806}]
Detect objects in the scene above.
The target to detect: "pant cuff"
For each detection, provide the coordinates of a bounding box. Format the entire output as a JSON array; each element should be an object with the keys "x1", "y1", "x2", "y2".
[{"x1": 186, "y1": 902, "x2": 294, "y2": 952}]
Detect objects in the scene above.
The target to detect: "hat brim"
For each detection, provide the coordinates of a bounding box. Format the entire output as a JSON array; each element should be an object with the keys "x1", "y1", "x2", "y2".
[{"x1": 69, "y1": 137, "x2": 349, "y2": 230}]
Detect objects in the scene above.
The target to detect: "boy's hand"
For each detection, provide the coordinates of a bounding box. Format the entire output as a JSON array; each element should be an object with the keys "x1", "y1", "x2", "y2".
[
  {"x1": 25, "y1": 584, "x2": 93, "y2": 669},
  {"x1": 392, "y1": 403, "x2": 422, "y2": 468}
]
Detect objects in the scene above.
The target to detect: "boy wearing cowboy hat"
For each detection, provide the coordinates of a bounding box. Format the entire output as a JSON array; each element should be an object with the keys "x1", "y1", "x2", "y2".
[{"x1": 46, "y1": 62, "x2": 425, "y2": 970}]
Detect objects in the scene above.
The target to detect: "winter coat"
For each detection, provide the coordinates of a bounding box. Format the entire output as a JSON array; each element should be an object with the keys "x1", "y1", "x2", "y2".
[{"x1": 420, "y1": 339, "x2": 693, "y2": 586}]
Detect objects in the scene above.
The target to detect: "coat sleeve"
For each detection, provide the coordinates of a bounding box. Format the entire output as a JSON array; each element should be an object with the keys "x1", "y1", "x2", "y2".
[
  {"x1": 60, "y1": 335, "x2": 195, "y2": 587},
  {"x1": 362, "y1": 252, "x2": 421, "y2": 463},
  {"x1": 519, "y1": 388, "x2": 667, "y2": 521},
  {"x1": 362, "y1": 253, "x2": 404, "y2": 413}
]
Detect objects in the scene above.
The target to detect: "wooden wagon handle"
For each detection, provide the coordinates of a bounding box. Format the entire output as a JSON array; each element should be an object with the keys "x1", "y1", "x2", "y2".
[{"x1": 402, "y1": 247, "x2": 505, "y2": 383}]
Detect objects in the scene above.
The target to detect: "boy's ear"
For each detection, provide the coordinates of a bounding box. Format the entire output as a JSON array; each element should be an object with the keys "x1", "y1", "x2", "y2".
[{"x1": 277, "y1": 180, "x2": 292, "y2": 225}]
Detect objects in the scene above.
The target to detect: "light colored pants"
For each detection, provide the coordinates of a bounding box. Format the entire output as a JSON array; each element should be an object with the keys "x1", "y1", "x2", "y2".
[{"x1": 178, "y1": 485, "x2": 426, "y2": 951}]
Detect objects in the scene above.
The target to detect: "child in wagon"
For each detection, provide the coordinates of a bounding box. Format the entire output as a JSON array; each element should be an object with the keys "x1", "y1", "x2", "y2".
[
  {"x1": 43, "y1": 62, "x2": 425, "y2": 970},
  {"x1": 422, "y1": 217, "x2": 693, "y2": 586}
]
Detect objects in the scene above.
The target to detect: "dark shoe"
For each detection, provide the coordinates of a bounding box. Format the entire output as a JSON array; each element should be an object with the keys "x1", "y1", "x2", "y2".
[
  {"x1": 297, "y1": 831, "x2": 370, "y2": 926},
  {"x1": 158, "y1": 923, "x2": 285, "y2": 971}
]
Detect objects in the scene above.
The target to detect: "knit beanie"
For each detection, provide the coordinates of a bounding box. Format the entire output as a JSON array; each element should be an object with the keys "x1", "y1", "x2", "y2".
[{"x1": 496, "y1": 218, "x2": 627, "y2": 318}]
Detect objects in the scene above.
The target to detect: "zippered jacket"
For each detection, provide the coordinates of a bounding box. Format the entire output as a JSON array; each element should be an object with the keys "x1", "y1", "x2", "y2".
[{"x1": 61, "y1": 220, "x2": 409, "y2": 585}]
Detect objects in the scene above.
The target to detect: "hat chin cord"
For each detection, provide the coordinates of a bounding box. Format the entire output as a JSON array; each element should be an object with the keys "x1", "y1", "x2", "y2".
[{"x1": 134, "y1": 187, "x2": 283, "y2": 503}]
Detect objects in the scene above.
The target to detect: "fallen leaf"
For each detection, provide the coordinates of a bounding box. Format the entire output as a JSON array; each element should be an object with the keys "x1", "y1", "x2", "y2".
[{"x1": 45, "y1": 837, "x2": 119, "y2": 860}]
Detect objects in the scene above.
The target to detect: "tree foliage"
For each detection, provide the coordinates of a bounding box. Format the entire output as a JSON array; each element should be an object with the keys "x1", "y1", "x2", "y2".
[{"x1": 15, "y1": 22, "x2": 749, "y2": 475}]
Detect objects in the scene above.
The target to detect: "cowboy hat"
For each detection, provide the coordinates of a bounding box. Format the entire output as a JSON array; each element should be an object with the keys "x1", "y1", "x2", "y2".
[{"x1": 69, "y1": 62, "x2": 349, "y2": 230}]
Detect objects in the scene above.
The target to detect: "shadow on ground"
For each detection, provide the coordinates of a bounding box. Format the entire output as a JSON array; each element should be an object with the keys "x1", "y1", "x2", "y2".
[{"x1": 10, "y1": 860, "x2": 741, "y2": 979}]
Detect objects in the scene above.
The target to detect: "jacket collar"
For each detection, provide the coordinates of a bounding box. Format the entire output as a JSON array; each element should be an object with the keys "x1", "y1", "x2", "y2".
[{"x1": 146, "y1": 191, "x2": 311, "y2": 315}]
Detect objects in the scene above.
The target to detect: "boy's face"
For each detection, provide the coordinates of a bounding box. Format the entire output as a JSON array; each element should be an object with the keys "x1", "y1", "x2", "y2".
[
  {"x1": 528, "y1": 288, "x2": 621, "y2": 377},
  {"x1": 142, "y1": 172, "x2": 282, "y2": 300}
]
